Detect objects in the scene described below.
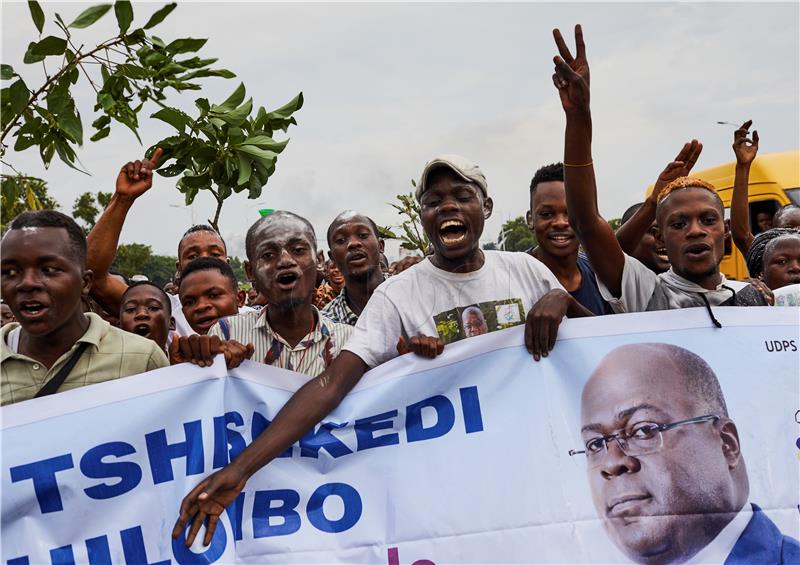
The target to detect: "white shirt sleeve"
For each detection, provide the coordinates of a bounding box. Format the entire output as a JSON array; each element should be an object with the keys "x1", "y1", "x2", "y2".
[
  {"x1": 595, "y1": 254, "x2": 658, "y2": 313},
  {"x1": 342, "y1": 285, "x2": 404, "y2": 369}
]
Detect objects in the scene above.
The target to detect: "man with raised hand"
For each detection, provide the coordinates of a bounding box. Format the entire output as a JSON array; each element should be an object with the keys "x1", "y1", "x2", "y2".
[
  {"x1": 549, "y1": 25, "x2": 765, "y2": 314},
  {"x1": 172, "y1": 155, "x2": 591, "y2": 547},
  {"x1": 86, "y1": 149, "x2": 233, "y2": 336},
  {"x1": 615, "y1": 140, "x2": 703, "y2": 275}
]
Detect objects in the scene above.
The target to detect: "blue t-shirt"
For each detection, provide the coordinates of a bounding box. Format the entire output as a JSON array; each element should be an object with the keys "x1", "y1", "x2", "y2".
[{"x1": 572, "y1": 254, "x2": 614, "y2": 316}]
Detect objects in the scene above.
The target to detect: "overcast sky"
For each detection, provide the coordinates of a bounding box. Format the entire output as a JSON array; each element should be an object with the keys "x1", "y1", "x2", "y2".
[{"x1": 3, "y1": 1, "x2": 799, "y2": 259}]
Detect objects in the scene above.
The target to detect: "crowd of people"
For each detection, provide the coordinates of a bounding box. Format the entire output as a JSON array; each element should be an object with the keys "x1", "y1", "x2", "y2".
[{"x1": 1, "y1": 24, "x2": 799, "y2": 550}]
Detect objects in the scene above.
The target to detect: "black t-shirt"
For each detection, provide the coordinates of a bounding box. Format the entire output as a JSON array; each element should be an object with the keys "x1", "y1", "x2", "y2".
[{"x1": 572, "y1": 254, "x2": 615, "y2": 316}]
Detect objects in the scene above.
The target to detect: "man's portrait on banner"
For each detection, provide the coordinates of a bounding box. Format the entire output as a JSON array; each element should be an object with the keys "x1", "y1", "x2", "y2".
[{"x1": 570, "y1": 342, "x2": 800, "y2": 564}]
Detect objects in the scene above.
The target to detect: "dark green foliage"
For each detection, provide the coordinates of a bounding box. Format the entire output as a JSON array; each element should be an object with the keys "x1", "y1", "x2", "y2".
[
  {"x1": 148, "y1": 83, "x2": 303, "y2": 232},
  {"x1": 497, "y1": 216, "x2": 536, "y2": 252},
  {"x1": 2, "y1": 2, "x2": 235, "y2": 174},
  {"x1": 0, "y1": 174, "x2": 59, "y2": 232}
]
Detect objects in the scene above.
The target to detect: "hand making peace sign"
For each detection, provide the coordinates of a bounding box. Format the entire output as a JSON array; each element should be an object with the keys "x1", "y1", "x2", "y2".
[{"x1": 552, "y1": 24, "x2": 590, "y2": 115}]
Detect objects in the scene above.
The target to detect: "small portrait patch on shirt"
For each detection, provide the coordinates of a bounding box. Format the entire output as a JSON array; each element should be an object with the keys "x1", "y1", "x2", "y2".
[{"x1": 433, "y1": 298, "x2": 525, "y2": 344}]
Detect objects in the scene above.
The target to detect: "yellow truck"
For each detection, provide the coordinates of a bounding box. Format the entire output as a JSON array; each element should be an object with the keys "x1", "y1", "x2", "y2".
[{"x1": 647, "y1": 150, "x2": 800, "y2": 280}]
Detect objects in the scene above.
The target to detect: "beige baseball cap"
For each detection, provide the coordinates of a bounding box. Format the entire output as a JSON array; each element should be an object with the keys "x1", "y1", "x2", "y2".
[{"x1": 416, "y1": 154, "x2": 489, "y2": 202}]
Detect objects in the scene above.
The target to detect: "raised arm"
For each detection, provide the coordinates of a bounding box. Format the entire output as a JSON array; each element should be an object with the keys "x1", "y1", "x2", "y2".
[
  {"x1": 172, "y1": 350, "x2": 369, "y2": 547},
  {"x1": 86, "y1": 149, "x2": 163, "y2": 312},
  {"x1": 730, "y1": 120, "x2": 759, "y2": 255},
  {"x1": 552, "y1": 25, "x2": 625, "y2": 297},
  {"x1": 616, "y1": 140, "x2": 703, "y2": 253}
]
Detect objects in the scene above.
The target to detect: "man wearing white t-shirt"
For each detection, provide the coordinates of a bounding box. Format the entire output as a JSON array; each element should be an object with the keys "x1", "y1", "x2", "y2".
[{"x1": 173, "y1": 154, "x2": 592, "y2": 547}]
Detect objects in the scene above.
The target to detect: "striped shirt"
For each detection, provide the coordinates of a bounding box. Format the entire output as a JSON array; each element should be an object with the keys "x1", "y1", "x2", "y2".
[
  {"x1": 321, "y1": 273, "x2": 389, "y2": 326},
  {"x1": 321, "y1": 288, "x2": 359, "y2": 326},
  {"x1": 210, "y1": 307, "x2": 353, "y2": 377}
]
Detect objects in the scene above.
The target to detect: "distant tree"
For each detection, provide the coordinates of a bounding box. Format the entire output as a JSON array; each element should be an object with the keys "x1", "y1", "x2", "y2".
[
  {"x1": 1, "y1": 174, "x2": 59, "y2": 231},
  {"x1": 72, "y1": 190, "x2": 112, "y2": 232},
  {"x1": 229, "y1": 256, "x2": 248, "y2": 285},
  {"x1": 608, "y1": 217, "x2": 622, "y2": 232},
  {"x1": 482, "y1": 241, "x2": 498, "y2": 251},
  {"x1": 387, "y1": 184, "x2": 430, "y2": 256},
  {"x1": 140, "y1": 253, "x2": 177, "y2": 287},
  {"x1": 112, "y1": 242, "x2": 152, "y2": 277},
  {"x1": 498, "y1": 216, "x2": 536, "y2": 252}
]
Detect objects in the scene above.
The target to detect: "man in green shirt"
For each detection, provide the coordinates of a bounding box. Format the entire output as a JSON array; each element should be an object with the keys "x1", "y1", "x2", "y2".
[{"x1": 1, "y1": 211, "x2": 168, "y2": 406}]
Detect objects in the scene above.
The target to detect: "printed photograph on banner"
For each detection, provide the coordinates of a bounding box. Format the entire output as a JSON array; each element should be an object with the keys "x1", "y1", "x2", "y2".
[
  {"x1": 433, "y1": 298, "x2": 525, "y2": 344},
  {"x1": 562, "y1": 341, "x2": 800, "y2": 565}
]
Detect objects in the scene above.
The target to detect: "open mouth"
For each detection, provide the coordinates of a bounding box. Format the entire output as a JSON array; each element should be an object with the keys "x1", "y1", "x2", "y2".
[
  {"x1": 18, "y1": 301, "x2": 47, "y2": 318},
  {"x1": 685, "y1": 243, "x2": 712, "y2": 259},
  {"x1": 439, "y1": 219, "x2": 467, "y2": 246},
  {"x1": 347, "y1": 251, "x2": 367, "y2": 265},
  {"x1": 655, "y1": 246, "x2": 668, "y2": 261},
  {"x1": 132, "y1": 323, "x2": 152, "y2": 337},
  {"x1": 276, "y1": 271, "x2": 300, "y2": 290},
  {"x1": 194, "y1": 316, "x2": 218, "y2": 330}
]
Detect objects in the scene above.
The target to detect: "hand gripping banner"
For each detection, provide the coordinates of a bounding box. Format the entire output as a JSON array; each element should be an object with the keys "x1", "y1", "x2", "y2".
[{"x1": 2, "y1": 307, "x2": 798, "y2": 563}]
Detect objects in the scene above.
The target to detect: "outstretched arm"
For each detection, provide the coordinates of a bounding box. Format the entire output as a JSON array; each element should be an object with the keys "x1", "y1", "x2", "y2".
[
  {"x1": 552, "y1": 25, "x2": 625, "y2": 297},
  {"x1": 730, "y1": 120, "x2": 759, "y2": 255},
  {"x1": 172, "y1": 350, "x2": 369, "y2": 546},
  {"x1": 616, "y1": 140, "x2": 703, "y2": 253},
  {"x1": 86, "y1": 148, "x2": 163, "y2": 312}
]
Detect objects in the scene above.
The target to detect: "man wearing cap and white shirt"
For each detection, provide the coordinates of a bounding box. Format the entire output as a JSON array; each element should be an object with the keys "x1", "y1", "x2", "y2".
[{"x1": 172, "y1": 155, "x2": 593, "y2": 546}]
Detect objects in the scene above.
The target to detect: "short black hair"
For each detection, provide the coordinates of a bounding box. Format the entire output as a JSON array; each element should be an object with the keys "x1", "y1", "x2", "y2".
[
  {"x1": 8, "y1": 210, "x2": 87, "y2": 265},
  {"x1": 179, "y1": 257, "x2": 238, "y2": 293},
  {"x1": 245, "y1": 211, "x2": 317, "y2": 261},
  {"x1": 774, "y1": 204, "x2": 800, "y2": 228},
  {"x1": 745, "y1": 227, "x2": 800, "y2": 277},
  {"x1": 530, "y1": 162, "x2": 564, "y2": 195},
  {"x1": 621, "y1": 203, "x2": 644, "y2": 225},
  {"x1": 326, "y1": 212, "x2": 381, "y2": 247},
  {"x1": 121, "y1": 280, "x2": 172, "y2": 316},
  {"x1": 178, "y1": 225, "x2": 227, "y2": 255}
]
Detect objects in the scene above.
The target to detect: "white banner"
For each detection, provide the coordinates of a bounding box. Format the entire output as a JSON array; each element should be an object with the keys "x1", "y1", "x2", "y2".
[{"x1": 2, "y1": 307, "x2": 798, "y2": 564}]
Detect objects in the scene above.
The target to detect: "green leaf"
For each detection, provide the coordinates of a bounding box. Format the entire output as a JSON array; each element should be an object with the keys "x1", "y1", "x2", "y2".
[
  {"x1": 28, "y1": 1, "x2": 45, "y2": 33},
  {"x1": 157, "y1": 162, "x2": 185, "y2": 177},
  {"x1": 270, "y1": 92, "x2": 304, "y2": 116},
  {"x1": 181, "y1": 171, "x2": 211, "y2": 189},
  {"x1": 8, "y1": 79, "x2": 30, "y2": 115},
  {"x1": 216, "y1": 98, "x2": 252, "y2": 126},
  {"x1": 116, "y1": 63, "x2": 149, "y2": 79},
  {"x1": 57, "y1": 105, "x2": 83, "y2": 144},
  {"x1": 1, "y1": 64, "x2": 15, "y2": 80},
  {"x1": 151, "y1": 107, "x2": 191, "y2": 132},
  {"x1": 23, "y1": 43, "x2": 45, "y2": 64},
  {"x1": 236, "y1": 145, "x2": 277, "y2": 165},
  {"x1": 143, "y1": 3, "x2": 176, "y2": 29},
  {"x1": 91, "y1": 115, "x2": 111, "y2": 129},
  {"x1": 241, "y1": 135, "x2": 288, "y2": 153},
  {"x1": 194, "y1": 97, "x2": 210, "y2": 114},
  {"x1": 236, "y1": 153, "x2": 252, "y2": 186},
  {"x1": 90, "y1": 127, "x2": 111, "y2": 141},
  {"x1": 218, "y1": 83, "x2": 245, "y2": 111},
  {"x1": 177, "y1": 68, "x2": 236, "y2": 81},
  {"x1": 69, "y1": 4, "x2": 112, "y2": 28},
  {"x1": 165, "y1": 38, "x2": 207, "y2": 55},
  {"x1": 114, "y1": 1, "x2": 133, "y2": 34},
  {"x1": 30, "y1": 36, "x2": 67, "y2": 57}
]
